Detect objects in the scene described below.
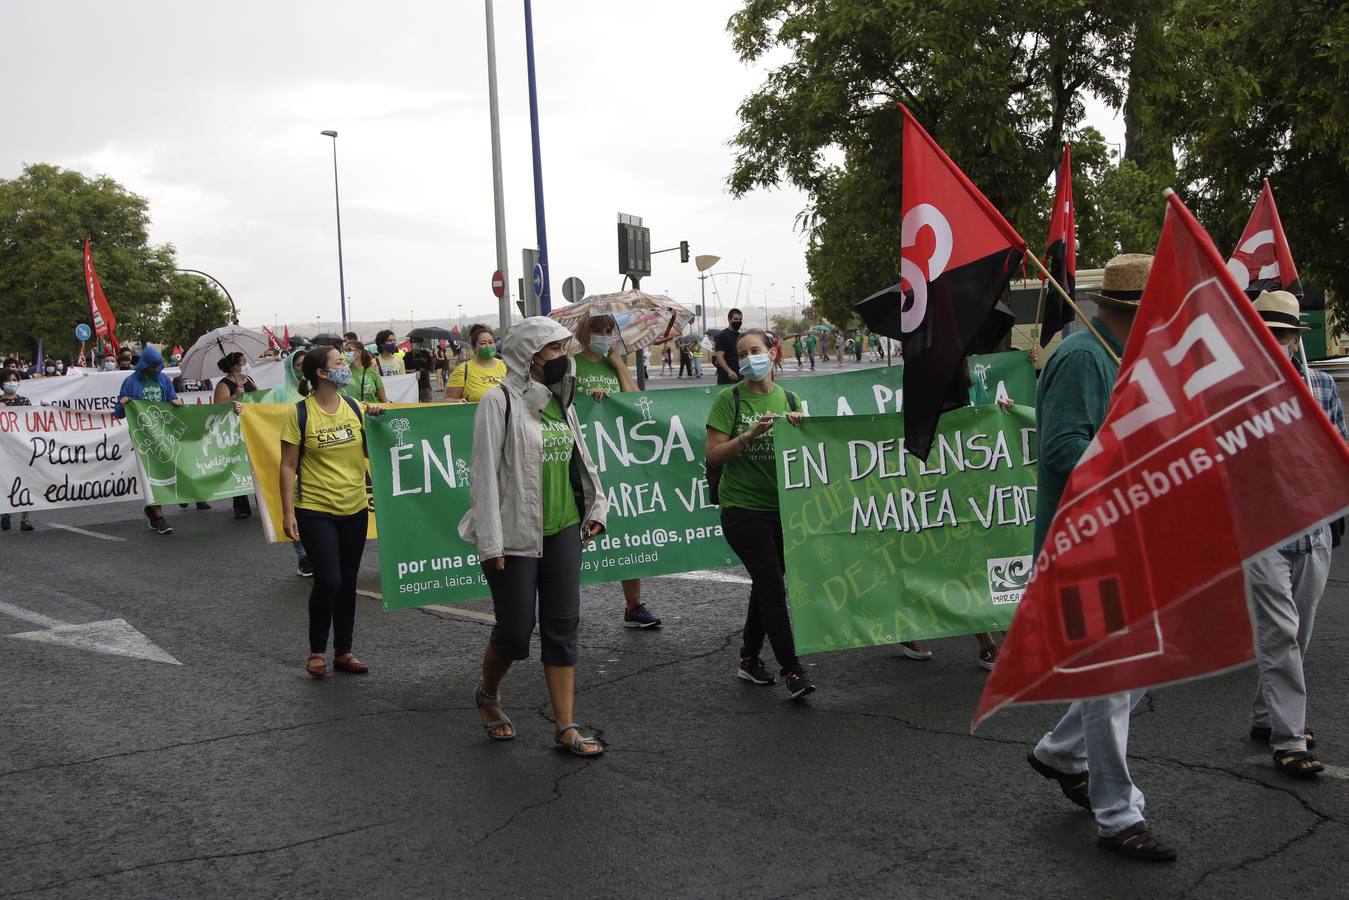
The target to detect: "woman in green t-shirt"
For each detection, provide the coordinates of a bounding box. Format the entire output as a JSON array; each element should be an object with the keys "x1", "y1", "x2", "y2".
[
  {"x1": 344, "y1": 339, "x2": 388, "y2": 403},
  {"x1": 569, "y1": 313, "x2": 660, "y2": 629},
  {"x1": 705, "y1": 328, "x2": 814, "y2": 700}
]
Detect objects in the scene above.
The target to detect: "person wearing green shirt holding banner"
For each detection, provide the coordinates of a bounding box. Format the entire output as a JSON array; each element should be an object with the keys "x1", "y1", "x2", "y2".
[
  {"x1": 706, "y1": 328, "x2": 814, "y2": 700},
  {"x1": 343, "y1": 339, "x2": 388, "y2": 404},
  {"x1": 459, "y1": 316, "x2": 609, "y2": 757},
  {"x1": 569, "y1": 312, "x2": 662, "y2": 630}
]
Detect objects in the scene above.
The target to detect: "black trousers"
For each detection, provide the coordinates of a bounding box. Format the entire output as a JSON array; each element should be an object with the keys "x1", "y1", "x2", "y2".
[
  {"x1": 297, "y1": 508, "x2": 368, "y2": 654},
  {"x1": 233, "y1": 495, "x2": 251, "y2": 515},
  {"x1": 721, "y1": 507, "x2": 800, "y2": 674},
  {"x1": 679, "y1": 355, "x2": 694, "y2": 377},
  {"x1": 485, "y1": 524, "x2": 582, "y2": 666}
]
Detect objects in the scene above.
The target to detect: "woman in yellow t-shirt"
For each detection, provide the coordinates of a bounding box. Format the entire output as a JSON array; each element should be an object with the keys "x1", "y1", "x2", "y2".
[
  {"x1": 279, "y1": 346, "x2": 386, "y2": 678},
  {"x1": 445, "y1": 324, "x2": 507, "y2": 403}
]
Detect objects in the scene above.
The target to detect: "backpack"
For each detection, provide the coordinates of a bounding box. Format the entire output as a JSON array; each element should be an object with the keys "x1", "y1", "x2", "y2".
[
  {"x1": 706, "y1": 386, "x2": 798, "y2": 505},
  {"x1": 294, "y1": 394, "x2": 370, "y2": 506}
]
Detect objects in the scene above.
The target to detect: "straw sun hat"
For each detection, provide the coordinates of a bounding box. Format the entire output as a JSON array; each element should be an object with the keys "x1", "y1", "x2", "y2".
[
  {"x1": 1087, "y1": 253, "x2": 1154, "y2": 310},
  {"x1": 1252, "y1": 290, "x2": 1309, "y2": 332}
]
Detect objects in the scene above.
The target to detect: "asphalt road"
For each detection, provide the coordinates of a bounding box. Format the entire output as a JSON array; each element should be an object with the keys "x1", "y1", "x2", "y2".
[{"x1": 1, "y1": 413, "x2": 1346, "y2": 898}]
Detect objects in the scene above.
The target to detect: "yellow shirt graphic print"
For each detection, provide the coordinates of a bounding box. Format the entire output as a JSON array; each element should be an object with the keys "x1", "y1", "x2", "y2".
[{"x1": 281, "y1": 396, "x2": 369, "y2": 517}]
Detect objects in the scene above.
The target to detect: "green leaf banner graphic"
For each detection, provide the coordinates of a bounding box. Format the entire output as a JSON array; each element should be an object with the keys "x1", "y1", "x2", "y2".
[
  {"x1": 125, "y1": 401, "x2": 255, "y2": 504},
  {"x1": 775, "y1": 406, "x2": 1038, "y2": 655}
]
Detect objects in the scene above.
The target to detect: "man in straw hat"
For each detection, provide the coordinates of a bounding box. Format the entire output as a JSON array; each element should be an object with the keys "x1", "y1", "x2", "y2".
[
  {"x1": 1024, "y1": 253, "x2": 1179, "y2": 862},
  {"x1": 1242, "y1": 290, "x2": 1346, "y2": 779}
]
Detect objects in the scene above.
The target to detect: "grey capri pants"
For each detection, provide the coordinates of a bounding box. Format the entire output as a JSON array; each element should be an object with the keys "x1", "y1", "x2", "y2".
[{"x1": 484, "y1": 524, "x2": 582, "y2": 666}]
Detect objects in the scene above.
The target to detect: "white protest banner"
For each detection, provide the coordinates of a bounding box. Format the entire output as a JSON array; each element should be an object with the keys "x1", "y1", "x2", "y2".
[{"x1": 0, "y1": 406, "x2": 147, "y2": 513}]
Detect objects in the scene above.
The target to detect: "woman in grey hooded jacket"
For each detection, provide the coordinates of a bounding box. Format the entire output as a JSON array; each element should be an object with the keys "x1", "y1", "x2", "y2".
[{"x1": 459, "y1": 317, "x2": 609, "y2": 756}]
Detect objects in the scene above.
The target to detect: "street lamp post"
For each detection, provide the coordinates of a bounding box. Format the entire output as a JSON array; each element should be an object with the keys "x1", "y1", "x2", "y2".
[
  {"x1": 764, "y1": 283, "x2": 775, "y2": 330},
  {"x1": 319, "y1": 130, "x2": 348, "y2": 335},
  {"x1": 694, "y1": 254, "x2": 720, "y2": 335},
  {"x1": 175, "y1": 268, "x2": 238, "y2": 325}
]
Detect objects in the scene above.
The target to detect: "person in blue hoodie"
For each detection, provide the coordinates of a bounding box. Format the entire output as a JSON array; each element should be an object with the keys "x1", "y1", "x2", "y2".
[{"x1": 114, "y1": 346, "x2": 184, "y2": 535}]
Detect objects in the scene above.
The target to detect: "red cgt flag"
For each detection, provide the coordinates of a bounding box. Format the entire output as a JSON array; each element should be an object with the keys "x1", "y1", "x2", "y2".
[
  {"x1": 974, "y1": 190, "x2": 1349, "y2": 727},
  {"x1": 1226, "y1": 179, "x2": 1301, "y2": 299},
  {"x1": 261, "y1": 325, "x2": 285, "y2": 351},
  {"x1": 1038, "y1": 145, "x2": 1076, "y2": 347},
  {"x1": 855, "y1": 105, "x2": 1026, "y2": 460},
  {"x1": 83, "y1": 239, "x2": 120, "y2": 354}
]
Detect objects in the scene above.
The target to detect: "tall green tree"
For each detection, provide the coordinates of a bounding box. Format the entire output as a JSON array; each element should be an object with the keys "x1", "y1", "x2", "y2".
[
  {"x1": 158, "y1": 273, "x2": 233, "y2": 351},
  {"x1": 0, "y1": 163, "x2": 177, "y2": 359},
  {"x1": 1165, "y1": 0, "x2": 1349, "y2": 326},
  {"x1": 727, "y1": 0, "x2": 1142, "y2": 325}
]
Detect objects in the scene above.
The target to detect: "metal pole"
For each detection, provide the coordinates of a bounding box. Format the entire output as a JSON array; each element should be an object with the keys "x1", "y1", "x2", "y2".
[
  {"x1": 485, "y1": 0, "x2": 512, "y2": 337},
  {"x1": 700, "y1": 273, "x2": 707, "y2": 335},
  {"x1": 523, "y1": 0, "x2": 551, "y2": 314},
  {"x1": 175, "y1": 268, "x2": 238, "y2": 325},
  {"x1": 321, "y1": 131, "x2": 349, "y2": 335}
]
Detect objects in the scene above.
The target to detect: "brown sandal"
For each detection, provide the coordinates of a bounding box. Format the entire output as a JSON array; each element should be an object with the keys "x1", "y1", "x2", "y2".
[
  {"x1": 306, "y1": 653, "x2": 327, "y2": 678},
  {"x1": 333, "y1": 654, "x2": 369, "y2": 674}
]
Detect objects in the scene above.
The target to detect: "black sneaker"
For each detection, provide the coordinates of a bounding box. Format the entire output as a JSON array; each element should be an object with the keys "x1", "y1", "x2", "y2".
[
  {"x1": 19, "y1": 519, "x2": 34, "y2": 532},
  {"x1": 623, "y1": 603, "x2": 661, "y2": 629},
  {"x1": 297, "y1": 557, "x2": 314, "y2": 577},
  {"x1": 784, "y1": 670, "x2": 816, "y2": 700},
  {"x1": 154, "y1": 517, "x2": 174, "y2": 535},
  {"x1": 195, "y1": 502, "x2": 211, "y2": 510},
  {"x1": 736, "y1": 656, "x2": 776, "y2": 685}
]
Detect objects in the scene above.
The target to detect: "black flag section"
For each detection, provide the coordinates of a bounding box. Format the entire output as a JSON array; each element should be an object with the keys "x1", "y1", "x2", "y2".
[{"x1": 1040, "y1": 236, "x2": 1074, "y2": 347}]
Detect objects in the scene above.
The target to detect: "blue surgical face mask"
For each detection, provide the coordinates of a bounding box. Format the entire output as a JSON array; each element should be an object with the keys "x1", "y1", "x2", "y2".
[
  {"x1": 325, "y1": 366, "x2": 352, "y2": 387},
  {"x1": 739, "y1": 353, "x2": 772, "y2": 382},
  {"x1": 589, "y1": 335, "x2": 614, "y2": 356},
  {"x1": 3, "y1": 382, "x2": 17, "y2": 394}
]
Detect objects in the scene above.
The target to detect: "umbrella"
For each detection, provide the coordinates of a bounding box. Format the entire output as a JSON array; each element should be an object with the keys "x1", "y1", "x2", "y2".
[
  {"x1": 809, "y1": 324, "x2": 832, "y2": 333},
  {"x1": 312, "y1": 332, "x2": 345, "y2": 347},
  {"x1": 178, "y1": 325, "x2": 270, "y2": 382},
  {"x1": 547, "y1": 291, "x2": 694, "y2": 353},
  {"x1": 407, "y1": 326, "x2": 454, "y2": 341},
  {"x1": 287, "y1": 335, "x2": 312, "y2": 348}
]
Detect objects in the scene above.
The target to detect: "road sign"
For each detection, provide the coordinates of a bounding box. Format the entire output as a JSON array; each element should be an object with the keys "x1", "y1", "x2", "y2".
[
  {"x1": 532, "y1": 263, "x2": 544, "y2": 299},
  {"x1": 491, "y1": 271, "x2": 505, "y2": 298},
  {"x1": 75, "y1": 323, "x2": 92, "y2": 341},
  {"x1": 562, "y1": 276, "x2": 586, "y2": 303}
]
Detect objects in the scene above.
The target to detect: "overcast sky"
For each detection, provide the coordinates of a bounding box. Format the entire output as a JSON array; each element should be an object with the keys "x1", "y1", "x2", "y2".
[{"x1": 2, "y1": 1, "x2": 1123, "y2": 334}]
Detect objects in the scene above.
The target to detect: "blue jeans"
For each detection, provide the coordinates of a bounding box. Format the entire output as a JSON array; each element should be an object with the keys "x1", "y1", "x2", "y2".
[{"x1": 1033, "y1": 692, "x2": 1147, "y2": 836}]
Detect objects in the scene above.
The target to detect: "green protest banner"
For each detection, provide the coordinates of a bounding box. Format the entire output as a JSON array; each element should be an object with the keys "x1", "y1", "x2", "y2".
[
  {"x1": 775, "y1": 406, "x2": 1038, "y2": 655},
  {"x1": 125, "y1": 401, "x2": 254, "y2": 504},
  {"x1": 365, "y1": 390, "x2": 736, "y2": 611},
  {"x1": 365, "y1": 351, "x2": 1037, "y2": 612}
]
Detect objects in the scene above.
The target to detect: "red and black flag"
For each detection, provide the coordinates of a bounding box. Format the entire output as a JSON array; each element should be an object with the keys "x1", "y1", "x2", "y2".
[
  {"x1": 856, "y1": 105, "x2": 1026, "y2": 460},
  {"x1": 1039, "y1": 145, "x2": 1075, "y2": 347},
  {"x1": 1226, "y1": 179, "x2": 1301, "y2": 299}
]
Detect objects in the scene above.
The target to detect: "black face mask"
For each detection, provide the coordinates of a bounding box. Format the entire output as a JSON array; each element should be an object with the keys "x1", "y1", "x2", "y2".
[
  {"x1": 536, "y1": 354, "x2": 567, "y2": 386},
  {"x1": 729, "y1": 320, "x2": 742, "y2": 331}
]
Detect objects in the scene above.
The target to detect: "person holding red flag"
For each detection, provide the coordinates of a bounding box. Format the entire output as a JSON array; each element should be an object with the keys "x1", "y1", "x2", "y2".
[
  {"x1": 1243, "y1": 289, "x2": 1346, "y2": 778},
  {"x1": 1020, "y1": 252, "x2": 1177, "y2": 862}
]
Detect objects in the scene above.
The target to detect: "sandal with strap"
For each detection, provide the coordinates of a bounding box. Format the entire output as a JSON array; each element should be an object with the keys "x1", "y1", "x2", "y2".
[
  {"x1": 1027, "y1": 751, "x2": 1091, "y2": 810},
  {"x1": 306, "y1": 653, "x2": 327, "y2": 678},
  {"x1": 554, "y1": 722, "x2": 603, "y2": 757},
  {"x1": 1273, "y1": 748, "x2": 1324, "y2": 779},
  {"x1": 1098, "y1": 822, "x2": 1178, "y2": 862},
  {"x1": 474, "y1": 682, "x2": 515, "y2": 741}
]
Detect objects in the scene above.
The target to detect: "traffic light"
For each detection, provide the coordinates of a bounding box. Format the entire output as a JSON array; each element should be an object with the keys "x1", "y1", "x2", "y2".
[{"x1": 679, "y1": 240, "x2": 690, "y2": 264}]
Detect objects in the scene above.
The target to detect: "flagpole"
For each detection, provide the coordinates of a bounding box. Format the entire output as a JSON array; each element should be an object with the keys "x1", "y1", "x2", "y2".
[
  {"x1": 1024, "y1": 252, "x2": 1120, "y2": 364},
  {"x1": 1031, "y1": 279, "x2": 1048, "y2": 346}
]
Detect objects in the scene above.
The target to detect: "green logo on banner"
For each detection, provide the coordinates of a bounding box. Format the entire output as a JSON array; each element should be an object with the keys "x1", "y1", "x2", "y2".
[{"x1": 126, "y1": 402, "x2": 254, "y2": 504}]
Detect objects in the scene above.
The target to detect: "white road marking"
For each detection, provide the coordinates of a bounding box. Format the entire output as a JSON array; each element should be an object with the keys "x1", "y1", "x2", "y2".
[
  {"x1": 44, "y1": 523, "x2": 126, "y2": 542},
  {"x1": 357, "y1": 590, "x2": 496, "y2": 625},
  {"x1": 660, "y1": 570, "x2": 752, "y2": 585},
  {"x1": 0, "y1": 600, "x2": 180, "y2": 665},
  {"x1": 1245, "y1": 754, "x2": 1349, "y2": 780}
]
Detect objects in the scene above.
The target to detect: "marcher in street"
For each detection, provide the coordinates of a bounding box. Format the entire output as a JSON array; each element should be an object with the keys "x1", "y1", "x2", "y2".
[
  {"x1": 214, "y1": 352, "x2": 257, "y2": 519},
  {"x1": 458, "y1": 317, "x2": 609, "y2": 755},
  {"x1": 805, "y1": 331, "x2": 817, "y2": 370},
  {"x1": 115, "y1": 346, "x2": 183, "y2": 535},
  {"x1": 1243, "y1": 289, "x2": 1347, "y2": 779},
  {"x1": 1, "y1": 368, "x2": 35, "y2": 532},
  {"x1": 714, "y1": 309, "x2": 744, "y2": 385},
  {"x1": 792, "y1": 335, "x2": 804, "y2": 369},
  {"x1": 404, "y1": 338, "x2": 434, "y2": 403},
  {"x1": 345, "y1": 340, "x2": 389, "y2": 404},
  {"x1": 1025, "y1": 253, "x2": 1177, "y2": 862},
  {"x1": 279, "y1": 346, "x2": 385, "y2": 677},
  {"x1": 375, "y1": 329, "x2": 405, "y2": 378},
  {"x1": 706, "y1": 328, "x2": 815, "y2": 700},
  {"x1": 445, "y1": 325, "x2": 508, "y2": 404},
  {"x1": 678, "y1": 340, "x2": 694, "y2": 378},
  {"x1": 570, "y1": 313, "x2": 660, "y2": 630}
]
